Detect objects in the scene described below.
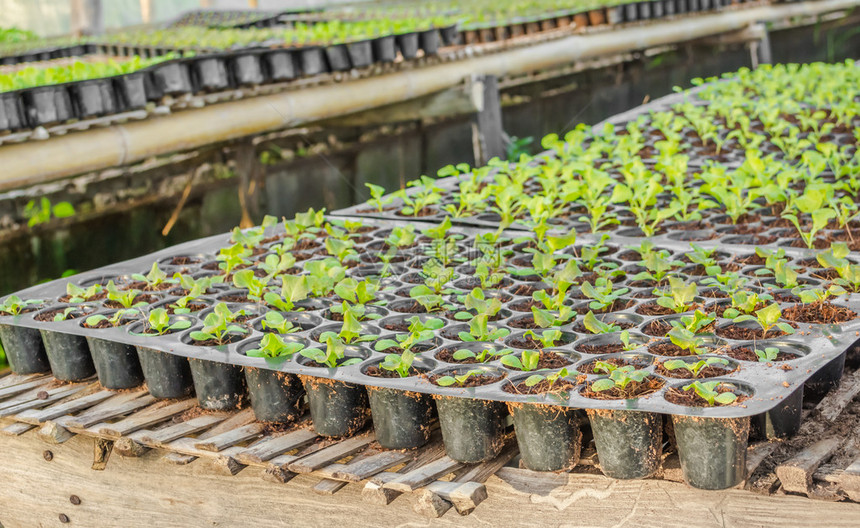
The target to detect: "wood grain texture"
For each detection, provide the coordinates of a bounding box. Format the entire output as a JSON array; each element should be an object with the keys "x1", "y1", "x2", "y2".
[{"x1": 1, "y1": 431, "x2": 859, "y2": 527}]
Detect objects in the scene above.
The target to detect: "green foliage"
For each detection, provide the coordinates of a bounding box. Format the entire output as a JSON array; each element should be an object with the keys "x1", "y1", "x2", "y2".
[{"x1": 683, "y1": 380, "x2": 738, "y2": 406}]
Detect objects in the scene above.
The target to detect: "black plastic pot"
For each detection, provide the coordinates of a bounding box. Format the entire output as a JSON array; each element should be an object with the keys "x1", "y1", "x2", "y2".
[
  {"x1": 113, "y1": 73, "x2": 148, "y2": 111},
  {"x1": 231, "y1": 53, "x2": 265, "y2": 87},
  {"x1": 419, "y1": 29, "x2": 440, "y2": 56},
  {"x1": 439, "y1": 25, "x2": 460, "y2": 46},
  {"x1": 263, "y1": 50, "x2": 297, "y2": 82},
  {"x1": 193, "y1": 56, "x2": 231, "y2": 92},
  {"x1": 188, "y1": 358, "x2": 246, "y2": 410},
  {"x1": 135, "y1": 345, "x2": 194, "y2": 399},
  {"x1": 368, "y1": 386, "x2": 434, "y2": 449},
  {"x1": 511, "y1": 403, "x2": 581, "y2": 471},
  {"x1": 303, "y1": 377, "x2": 369, "y2": 437},
  {"x1": 0, "y1": 92, "x2": 24, "y2": 131},
  {"x1": 688, "y1": 0, "x2": 701, "y2": 11},
  {"x1": 298, "y1": 47, "x2": 327, "y2": 76},
  {"x1": 651, "y1": 0, "x2": 665, "y2": 17},
  {"x1": 664, "y1": 0, "x2": 677, "y2": 15},
  {"x1": 152, "y1": 61, "x2": 193, "y2": 96},
  {"x1": 325, "y1": 44, "x2": 352, "y2": 72},
  {"x1": 25, "y1": 86, "x2": 74, "y2": 126},
  {"x1": 245, "y1": 367, "x2": 305, "y2": 423},
  {"x1": 673, "y1": 415, "x2": 750, "y2": 490},
  {"x1": 40, "y1": 330, "x2": 96, "y2": 381},
  {"x1": 675, "y1": 0, "x2": 688, "y2": 14},
  {"x1": 435, "y1": 396, "x2": 506, "y2": 463},
  {"x1": 396, "y1": 33, "x2": 420, "y2": 60},
  {"x1": 751, "y1": 384, "x2": 803, "y2": 439},
  {"x1": 346, "y1": 40, "x2": 373, "y2": 69},
  {"x1": 624, "y1": 3, "x2": 639, "y2": 21},
  {"x1": 71, "y1": 79, "x2": 116, "y2": 118},
  {"x1": 143, "y1": 70, "x2": 163, "y2": 102},
  {"x1": 0, "y1": 324, "x2": 50, "y2": 374},
  {"x1": 587, "y1": 409, "x2": 662, "y2": 479},
  {"x1": 371, "y1": 36, "x2": 396, "y2": 63},
  {"x1": 805, "y1": 351, "x2": 845, "y2": 396},
  {"x1": 639, "y1": 1, "x2": 653, "y2": 19},
  {"x1": 86, "y1": 336, "x2": 144, "y2": 390}
]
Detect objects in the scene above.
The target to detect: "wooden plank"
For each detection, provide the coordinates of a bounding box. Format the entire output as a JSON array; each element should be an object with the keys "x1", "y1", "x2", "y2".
[
  {"x1": 6, "y1": 430, "x2": 860, "y2": 527},
  {"x1": 818, "y1": 369, "x2": 860, "y2": 423},
  {"x1": 746, "y1": 441, "x2": 779, "y2": 478},
  {"x1": 264, "y1": 440, "x2": 335, "y2": 484},
  {"x1": 0, "y1": 372, "x2": 48, "y2": 390},
  {"x1": 313, "y1": 478, "x2": 348, "y2": 495},
  {"x1": 0, "y1": 376, "x2": 51, "y2": 400},
  {"x1": 63, "y1": 391, "x2": 154, "y2": 429},
  {"x1": 287, "y1": 433, "x2": 375, "y2": 474},
  {"x1": 331, "y1": 449, "x2": 413, "y2": 482},
  {"x1": 1, "y1": 422, "x2": 35, "y2": 436},
  {"x1": 196, "y1": 407, "x2": 256, "y2": 438},
  {"x1": 96, "y1": 399, "x2": 196, "y2": 438},
  {"x1": 36, "y1": 420, "x2": 75, "y2": 444},
  {"x1": 0, "y1": 386, "x2": 85, "y2": 417},
  {"x1": 234, "y1": 428, "x2": 318, "y2": 465},
  {"x1": 14, "y1": 389, "x2": 114, "y2": 424},
  {"x1": 195, "y1": 422, "x2": 264, "y2": 452},
  {"x1": 363, "y1": 439, "x2": 447, "y2": 505},
  {"x1": 138, "y1": 414, "x2": 227, "y2": 446},
  {"x1": 163, "y1": 452, "x2": 197, "y2": 465},
  {"x1": 776, "y1": 437, "x2": 843, "y2": 495},
  {"x1": 383, "y1": 455, "x2": 464, "y2": 493},
  {"x1": 835, "y1": 454, "x2": 860, "y2": 491}
]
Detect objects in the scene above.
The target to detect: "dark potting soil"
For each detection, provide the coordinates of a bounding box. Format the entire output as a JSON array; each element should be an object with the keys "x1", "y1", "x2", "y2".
[
  {"x1": 365, "y1": 365, "x2": 422, "y2": 378},
  {"x1": 58, "y1": 292, "x2": 107, "y2": 303},
  {"x1": 641, "y1": 319, "x2": 673, "y2": 336},
  {"x1": 395, "y1": 207, "x2": 437, "y2": 218},
  {"x1": 574, "y1": 299, "x2": 636, "y2": 315},
  {"x1": 507, "y1": 316, "x2": 541, "y2": 329},
  {"x1": 572, "y1": 321, "x2": 636, "y2": 334},
  {"x1": 375, "y1": 343, "x2": 436, "y2": 355},
  {"x1": 716, "y1": 324, "x2": 794, "y2": 340},
  {"x1": 124, "y1": 281, "x2": 175, "y2": 292},
  {"x1": 191, "y1": 333, "x2": 247, "y2": 346},
  {"x1": 506, "y1": 283, "x2": 550, "y2": 296},
  {"x1": 82, "y1": 318, "x2": 135, "y2": 329},
  {"x1": 218, "y1": 294, "x2": 254, "y2": 303},
  {"x1": 503, "y1": 378, "x2": 578, "y2": 395},
  {"x1": 506, "y1": 350, "x2": 571, "y2": 370},
  {"x1": 507, "y1": 336, "x2": 571, "y2": 351},
  {"x1": 635, "y1": 302, "x2": 700, "y2": 316},
  {"x1": 167, "y1": 256, "x2": 204, "y2": 266},
  {"x1": 581, "y1": 377, "x2": 664, "y2": 400},
  {"x1": 664, "y1": 386, "x2": 747, "y2": 407},
  {"x1": 429, "y1": 373, "x2": 504, "y2": 387},
  {"x1": 103, "y1": 294, "x2": 159, "y2": 309},
  {"x1": 435, "y1": 347, "x2": 485, "y2": 364},
  {"x1": 577, "y1": 356, "x2": 630, "y2": 374},
  {"x1": 34, "y1": 308, "x2": 87, "y2": 322},
  {"x1": 732, "y1": 253, "x2": 767, "y2": 266},
  {"x1": 699, "y1": 289, "x2": 729, "y2": 299},
  {"x1": 782, "y1": 302, "x2": 858, "y2": 324},
  {"x1": 708, "y1": 302, "x2": 766, "y2": 318},
  {"x1": 655, "y1": 363, "x2": 734, "y2": 379},
  {"x1": 648, "y1": 341, "x2": 715, "y2": 357},
  {"x1": 165, "y1": 303, "x2": 208, "y2": 315},
  {"x1": 727, "y1": 346, "x2": 798, "y2": 362}
]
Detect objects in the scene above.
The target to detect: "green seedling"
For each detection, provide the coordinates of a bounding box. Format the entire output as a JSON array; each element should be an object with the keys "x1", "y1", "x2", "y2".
[
  {"x1": 434, "y1": 369, "x2": 485, "y2": 387},
  {"x1": 106, "y1": 281, "x2": 148, "y2": 309},
  {"x1": 524, "y1": 368, "x2": 571, "y2": 389},
  {"x1": 264, "y1": 275, "x2": 309, "y2": 312},
  {"x1": 654, "y1": 277, "x2": 698, "y2": 313},
  {"x1": 260, "y1": 312, "x2": 300, "y2": 334},
  {"x1": 300, "y1": 336, "x2": 361, "y2": 368},
  {"x1": 667, "y1": 327, "x2": 708, "y2": 355},
  {"x1": 52, "y1": 307, "x2": 79, "y2": 322},
  {"x1": 501, "y1": 349, "x2": 541, "y2": 371},
  {"x1": 0, "y1": 295, "x2": 42, "y2": 315},
  {"x1": 365, "y1": 183, "x2": 393, "y2": 212},
  {"x1": 131, "y1": 262, "x2": 171, "y2": 290},
  {"x1": 580, "y1": 278, "x2": 630, "y2": 311},
  {"x1": 189, "y1": 303, "x2": 248, "y2": 345},
  {"x1": 232, "y1": 269, "x2": 267, "y2": 301},
  {"x1": 142, "y1": 308, "x2": 190, "y2": 336},
  {"x1": 318, "y1": 303, "x2": 375, "y2": 345},
  {"x1": 523, "y1": 329, "x2": 563, "y2": 348},
  {"x1": 663, "y1": 357, "x2": 729, "y2": 377},
  {"x1": 379, "y1": 349, "x2": 417, "y2": 378},
  {"x1": 732, "y1": 303, "x2": 795, "y2": 337},
  {"x1": 582, "y1": 311, "x2": 620, "y2": 334},
  {"x1": 754, "y1": 347, "x2": 780, "y2": 362},
  {"x1": 373, "y1": 316, "x2": 443, "y2": 353},
  {"x1": 246, "y1": 334, "x2": 305, "y2": 359},
  {"x1": 683, "y1": 380, "x2": 738, "y2": 406},
  {"x1": 65, "y1": 283, "x2": 103, "y2": 303},
  {"x1": 85, "y1": 309, "x2": 139, "y2": 328},
  {"x1": 451, "y1": 347, "x2": 513, "y2": 363},
  {"x1": 591, "y1": 366, "x2": 649, "y2": 392}
]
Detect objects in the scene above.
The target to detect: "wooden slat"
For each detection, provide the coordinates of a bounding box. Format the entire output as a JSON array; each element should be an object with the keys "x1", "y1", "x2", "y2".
[
  {"x1": 161, "y1": 409, "x2": 257, "y2": 466},
  {"x1": 776, "y1": 437, "x2": 843, "y2": 495},
  {"x1": 363, "y1": 439, "x2": 447, "y2": 506},
  {"x1": 234, "y1": 428, "x2": 319, "y2": 465},
  {"x1": 0, "y1": 386, "x2": 85, "y2": 417},
  {"x1": 137, "y1": 414, "x2": 228, "y2": 446},
  {"x1": 63, "y1": 391, "x2": 153, "y2": 429},
  {"x1": 331, "y1": 449, "x2": 413, "y2": 482},
  {"x1": 195, "y1": 422, "x2": 264, "y2": 452},
  {"x1": 0, "y1": 376, "x2": 51, "y2": 400},
  {"x1": 1, "y1": 422, "x2": 35, "y2": 436},
  {"x1": 96, "y1": 399, "x2": 196, "y2": 438},
  {"x1": 0, "y1": 373, "x2": 48, "y2": 390},
  {"x1": 14, "y1": 390, "x2": 115, "y2": 424},
  {"x1": 287, "y1": 433, "x2": 375, "y2": 474},
  {"x1": 818, "y1": 369, "x2": 860, "y2": 423},
  {"x1": 383, "y1": 455, "x2": 464, "y2": 492}
]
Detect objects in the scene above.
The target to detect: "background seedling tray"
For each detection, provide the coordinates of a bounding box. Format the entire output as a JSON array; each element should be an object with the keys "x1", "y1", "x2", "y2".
[{"x1": 1, "y1": 217, "x2": 857, "y2": 419}]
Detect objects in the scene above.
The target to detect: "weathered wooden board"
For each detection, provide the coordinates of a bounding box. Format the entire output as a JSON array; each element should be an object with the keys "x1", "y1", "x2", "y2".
[{"x1": 1, "y1": 432, "x2": 860, "y2": 528}]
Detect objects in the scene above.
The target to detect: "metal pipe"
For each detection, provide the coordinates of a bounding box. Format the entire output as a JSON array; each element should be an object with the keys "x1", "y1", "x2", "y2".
[{"x1": 0, "y1": 0, "x2": 856, "y2": 191}]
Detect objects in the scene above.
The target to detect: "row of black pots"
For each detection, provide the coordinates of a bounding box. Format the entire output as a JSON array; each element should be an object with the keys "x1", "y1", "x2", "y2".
[
  {"x1": 0, "y1": 43, "x2": 97, "y2": 67},
  {"x1": 0, "y1": 27, "x2": 453, "y2": 132}
]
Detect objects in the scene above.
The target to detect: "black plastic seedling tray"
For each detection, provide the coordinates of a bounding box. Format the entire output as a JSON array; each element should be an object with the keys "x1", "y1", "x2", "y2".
[{"x1": 0, "y1": 218, "x2": 855, "y2": 421}]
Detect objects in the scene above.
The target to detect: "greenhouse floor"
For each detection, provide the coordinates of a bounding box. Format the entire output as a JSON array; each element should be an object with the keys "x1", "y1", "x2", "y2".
[{"x1": 1, "y1": 359, "x2": 859, "y2": 527}]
